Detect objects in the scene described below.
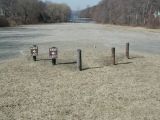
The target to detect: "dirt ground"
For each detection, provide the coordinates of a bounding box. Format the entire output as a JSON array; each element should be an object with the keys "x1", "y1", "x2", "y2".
[{"x1": 0, "y1": 47, "x2": 160, "y2": 120}]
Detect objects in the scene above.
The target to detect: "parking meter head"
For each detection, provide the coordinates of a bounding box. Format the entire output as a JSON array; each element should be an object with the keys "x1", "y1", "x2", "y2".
[
  {"x1": 31, "y1": 45, "x2": 38, "y2": 56},
  {"x1": 49, "y1": 47, "x2": 58, "y2": 59}
]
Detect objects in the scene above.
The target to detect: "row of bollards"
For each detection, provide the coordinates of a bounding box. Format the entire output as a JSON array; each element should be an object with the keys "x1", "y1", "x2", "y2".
[
  {"x1": 77, "y1": 43, "x2": 130, "y2": 71},
  {"x1": 30, "y1": 43, "x2": 130, "y2": 71},
  {"x1": 111, "y1": 43, "x2": 130, "y2": 65}
]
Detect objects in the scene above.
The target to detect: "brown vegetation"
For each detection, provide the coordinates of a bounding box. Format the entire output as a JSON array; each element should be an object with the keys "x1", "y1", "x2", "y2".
[
  {"x1": 0, "y1": 0, "x2": 71, "y2": 27},
  {"x1": 0, "y1": 17, "x2": 9, "y2": 27},
  {"x1": 80, "y1": 0, "x2": 160, "y2": 28}
]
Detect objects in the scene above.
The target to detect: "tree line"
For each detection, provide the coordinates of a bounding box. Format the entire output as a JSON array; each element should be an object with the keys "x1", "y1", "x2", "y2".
[
  {"x1": 0, "y1": 0, "x2": 71, "y2": 27},
  {"x1": 80, "y1": 0, "x2": 160, "y2": 28}
]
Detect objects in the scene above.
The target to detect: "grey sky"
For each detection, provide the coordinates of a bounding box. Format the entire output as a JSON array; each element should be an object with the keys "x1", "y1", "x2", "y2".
[{"x1": 47, "y1": 0, "x2": 101, "y2": 10}]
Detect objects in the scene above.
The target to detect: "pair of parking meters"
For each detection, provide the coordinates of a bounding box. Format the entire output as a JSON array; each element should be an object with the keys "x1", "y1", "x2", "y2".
[{"x1": 30, "y1": 45, "x2": 58, "y2": 65}]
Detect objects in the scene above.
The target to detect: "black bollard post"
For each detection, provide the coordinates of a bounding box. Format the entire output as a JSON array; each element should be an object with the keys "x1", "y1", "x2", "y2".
[
  {"x1": 126, "y1": 43, "x2": 130, "y2": 59},
  {"x1": 52, "y1": 59, "x2": 56, "y2": 65},
  {"x1": 33, "y1": 56, "x2": 36, "y2": 61},
  {"x1": 77, "y1": 49, "x2": 82, "y2": 71},
  {"x1": 112, "y1": 47, "x2": 116, "y2": 65}
]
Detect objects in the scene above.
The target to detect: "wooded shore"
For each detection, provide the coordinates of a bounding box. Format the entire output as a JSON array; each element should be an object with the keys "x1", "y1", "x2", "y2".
[{"x1": 0, "y1": 0, "x2": 71, "y2": 27}]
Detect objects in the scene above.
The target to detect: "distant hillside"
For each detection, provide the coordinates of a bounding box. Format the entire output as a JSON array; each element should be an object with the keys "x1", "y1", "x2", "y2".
[
  {"x1": 80, "y1": 0, "x2": 160, "y2": 28},
  {"x1": 0, "y1": 0, "x2": 71, "y2": 27}
]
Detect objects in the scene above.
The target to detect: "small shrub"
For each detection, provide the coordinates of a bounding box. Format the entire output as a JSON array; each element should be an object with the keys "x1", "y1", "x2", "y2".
[{"x1": 0, "y1": 17, "x2": 9, "y2": 27}]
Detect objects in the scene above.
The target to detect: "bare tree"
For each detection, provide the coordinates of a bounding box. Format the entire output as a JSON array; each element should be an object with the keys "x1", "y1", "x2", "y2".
[
  {"x1": 80, "y1": 0, "x2": 160, "y2": 28},
  {"x1": 0, "y1": 0, "x2": 71, "y2": 26}
]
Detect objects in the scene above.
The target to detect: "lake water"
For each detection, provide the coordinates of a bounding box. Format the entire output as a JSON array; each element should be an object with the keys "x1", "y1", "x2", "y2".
[
  {"x1": 0, "y1": 23, "x2": 160, "y2": 61},
  {"x1": 0, "y1": 26, "x2": 42, "y2": 60}
]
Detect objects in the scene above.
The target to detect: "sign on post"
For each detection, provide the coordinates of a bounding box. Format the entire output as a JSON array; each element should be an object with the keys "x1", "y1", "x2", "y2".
[
  {"x1": 30, "y1": 45, "x2": 38, "y2": 61},
  {"x1": 49, "y1": 47, "x2": 58, "y2": 65},
  {"x1": 31, "y1": 45, "x2": 38, "y2": 56}
]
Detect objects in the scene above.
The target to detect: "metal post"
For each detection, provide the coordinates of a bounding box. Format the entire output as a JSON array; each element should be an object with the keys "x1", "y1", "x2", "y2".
[
  {"x1": 126, "y1": 43, "x2": 129, "y2": 59},
  {"x1": 77, "y1": 49, "x2": 82, "y2": 71},
  {"x1": 112, "y1": 47, "x2": 116, "y2": 65},
  {"x1": 52, "y1": 59, "x2": 56, "y2": 65},
  {"x1": 33, "y1": 56, "x2": 36, "y2": 61}
]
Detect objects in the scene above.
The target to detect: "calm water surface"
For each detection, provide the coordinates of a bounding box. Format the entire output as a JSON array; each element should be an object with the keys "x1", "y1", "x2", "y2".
[{"x1": 0, "y1": 23, "x2": 160, "y2": 61}]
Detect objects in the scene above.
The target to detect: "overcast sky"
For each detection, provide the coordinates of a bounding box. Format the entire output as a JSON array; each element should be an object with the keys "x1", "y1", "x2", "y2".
[{"x1": 47, "y1": 0, "x2": 101, "y2": 10}]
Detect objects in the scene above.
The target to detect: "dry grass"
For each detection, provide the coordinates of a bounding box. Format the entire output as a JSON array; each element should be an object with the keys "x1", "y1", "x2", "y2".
[{"x1": 0, "y1": 49, "x2": 160, "y2": 120}]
